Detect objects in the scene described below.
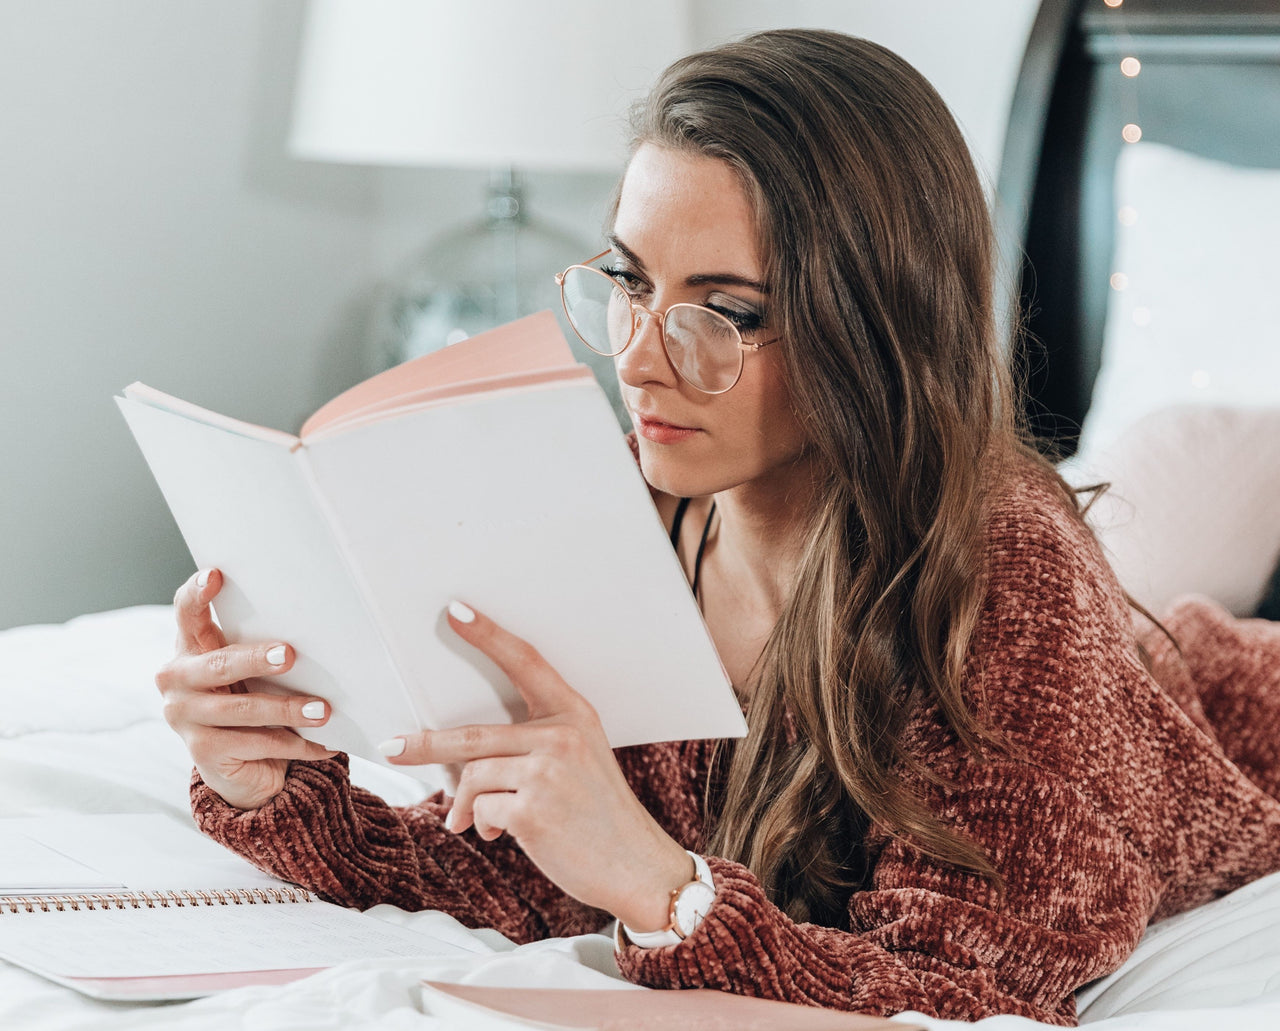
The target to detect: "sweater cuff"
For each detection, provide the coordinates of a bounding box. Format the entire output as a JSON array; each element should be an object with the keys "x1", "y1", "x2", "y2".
[
  {"x1": 190, "y1": 755, "x2": 352, "y2": 834},
  {"x1": 616, "y1": 856, "x2": 770, "y2": 981},
  {"x1": 615, "y1": 855, "x2": 925, "y2": 1014},
  {"x1": 189, "y1": 755, "x2": 381, "y2": 894}
]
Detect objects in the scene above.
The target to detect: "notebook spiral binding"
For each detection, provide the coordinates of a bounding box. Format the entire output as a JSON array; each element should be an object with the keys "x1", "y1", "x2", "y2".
[{"x1": 1, "y1": 886, "x2": 313, "y2": 915}]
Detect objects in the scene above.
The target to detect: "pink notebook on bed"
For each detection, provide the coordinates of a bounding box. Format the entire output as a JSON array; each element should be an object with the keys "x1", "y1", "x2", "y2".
[
  {"x1": 421, "y1": 981, "x2": 922, "y2": 1030},
  {"x1": 0, "y1": 814, "x2": 477, "y2": 1001}
]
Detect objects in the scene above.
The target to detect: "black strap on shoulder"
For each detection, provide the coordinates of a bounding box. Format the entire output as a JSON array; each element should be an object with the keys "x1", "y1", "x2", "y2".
[
  {"x1": 669, "y1": 495, "x2": 692, "y2": 548},
  {"x1": 691, "y1": 501, "x2": 716, "y2": 602}
]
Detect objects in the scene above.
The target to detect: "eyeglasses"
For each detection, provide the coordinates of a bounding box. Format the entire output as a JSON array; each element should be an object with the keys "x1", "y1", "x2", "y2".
[{"x1": 554, "y1": 251, "x2": 775, "y2": 394}]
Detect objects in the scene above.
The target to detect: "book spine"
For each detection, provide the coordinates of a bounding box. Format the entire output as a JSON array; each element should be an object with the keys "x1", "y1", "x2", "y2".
[
  {"x1": 0, "y1": 886, "x2": 314, "y2": 914},
  {"x1": 290, "y1": 446, "x2": 435, "y2": 729}
]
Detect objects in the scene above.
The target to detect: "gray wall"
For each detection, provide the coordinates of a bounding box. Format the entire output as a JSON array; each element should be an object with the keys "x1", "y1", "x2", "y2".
[
  {"x1": 0, "y1": 1, "x2": 384, "y2": 628},
  {"x1": 0, "y1": 0, "x2": 1039, "y2": 629}
]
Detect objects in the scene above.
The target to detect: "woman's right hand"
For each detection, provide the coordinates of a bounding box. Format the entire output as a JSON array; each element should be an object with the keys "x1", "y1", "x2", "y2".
[{"x1": 156, "y1": 569, "x2": 338, "y2": 811}]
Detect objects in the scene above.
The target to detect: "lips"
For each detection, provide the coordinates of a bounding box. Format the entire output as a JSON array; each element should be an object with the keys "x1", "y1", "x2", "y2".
[{"x1": 633, "y1": 412, "x2": 701, "y2": 445}]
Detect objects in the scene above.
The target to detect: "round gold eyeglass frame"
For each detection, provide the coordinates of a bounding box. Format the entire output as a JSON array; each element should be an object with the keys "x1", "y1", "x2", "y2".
[{"x1": 553, "y1": 250, "x2": 776, "y2": 395}]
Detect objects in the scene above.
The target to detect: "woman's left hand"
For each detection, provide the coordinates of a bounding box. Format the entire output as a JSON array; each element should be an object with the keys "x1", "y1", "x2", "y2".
[{"x1": 381, "y1": 601, "x2": 694, "y2": 933}]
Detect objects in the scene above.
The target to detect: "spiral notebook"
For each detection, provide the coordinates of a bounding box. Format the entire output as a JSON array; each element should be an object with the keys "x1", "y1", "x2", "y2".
[{"x1": 0, "y1": 814, "x2": 477, "y2": 1000}]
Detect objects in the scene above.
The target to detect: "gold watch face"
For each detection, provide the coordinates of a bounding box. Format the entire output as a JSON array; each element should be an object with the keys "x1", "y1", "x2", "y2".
[{"x1": 672, "y1": 878, "x2": 716, "y2": 939}]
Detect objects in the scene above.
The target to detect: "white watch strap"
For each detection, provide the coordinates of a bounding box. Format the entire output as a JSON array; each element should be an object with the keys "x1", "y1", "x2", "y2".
[{"x1": 618, "y1": 851, "x2": 714, "y2": 950}]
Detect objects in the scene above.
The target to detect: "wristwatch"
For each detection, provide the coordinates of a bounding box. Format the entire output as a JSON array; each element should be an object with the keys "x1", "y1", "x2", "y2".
[{"x1": 617, "y1": 851, "x2": 716, "y2": 949}]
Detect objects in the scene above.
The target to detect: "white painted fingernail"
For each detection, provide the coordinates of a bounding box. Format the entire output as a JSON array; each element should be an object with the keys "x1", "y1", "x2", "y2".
[
  {"x1": 378, "y1": 738, "x2": 406, "y2": 757},
  {"x1": 266, "y1": 645, "x2": 287, "y2": 666},
  {"x1": 197, "y1": 570, "x2": 211, "y2": 588},
  {"x1": 301, "y1": 701, "x2": 325, "y2": 720},
  {"x1": 444, "y1": 808, "x2": 458, "y2": 832},
  {"x1": 448, "y1": 600, "x2": 476, "y2": 624}
]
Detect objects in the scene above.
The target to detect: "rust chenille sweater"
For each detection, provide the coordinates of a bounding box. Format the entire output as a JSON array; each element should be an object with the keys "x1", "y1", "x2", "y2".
[{"x1": 192, "y1": 462, "x2": 1280, "y2": 1025}]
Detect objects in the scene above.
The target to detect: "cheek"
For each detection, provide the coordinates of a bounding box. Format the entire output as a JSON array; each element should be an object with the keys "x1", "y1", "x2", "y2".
[
  {"x1": 645, "y1": 374, "x2": 807, "y2": 495},
  {"x1": 737, "y1": 361, "x2": 806, "y2": 461}
]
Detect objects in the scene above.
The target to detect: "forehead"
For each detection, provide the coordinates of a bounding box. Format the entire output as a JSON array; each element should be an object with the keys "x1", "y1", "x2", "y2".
[{"x1": 613, "y1": 144, "x2": 761, "y2": 276}]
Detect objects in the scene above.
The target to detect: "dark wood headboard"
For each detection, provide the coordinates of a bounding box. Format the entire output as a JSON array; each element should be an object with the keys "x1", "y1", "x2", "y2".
[{"x1": 996, "y1": 0, "x2": 1280, "y2": 455}]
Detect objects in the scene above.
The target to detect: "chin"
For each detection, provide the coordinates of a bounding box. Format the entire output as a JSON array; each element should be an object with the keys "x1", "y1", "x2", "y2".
[{"x1": 635, "y1": 438, "x2": 727, "y2": 499}]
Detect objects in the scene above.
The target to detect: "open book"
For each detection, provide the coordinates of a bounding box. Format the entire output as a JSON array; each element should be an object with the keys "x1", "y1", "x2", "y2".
[
  {"x1": 117, "y1": 312, "x2": 745, "y2": 778},
  {"x1": 0, "y1": 814, "x2": 478, "y2": 1000}
]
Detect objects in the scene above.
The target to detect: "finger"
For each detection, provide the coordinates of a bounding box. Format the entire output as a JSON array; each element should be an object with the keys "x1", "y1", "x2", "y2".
[
  {"x1": 379, "y1": 721, "x2": 539, "y2": 766},
  {"x1": 156, "y1": 641, "x2": 295, "y2": 695},
  {"x1": 379, "y1": 719, "x2": 595, "y2": 767},
  {"x1": 445, "y1": 756, "x2": 527, "y2": 835},
  {"x1": 166, "y1": 688, "x2": 330, "y2": 731},
  {"x1": 174, "y1": 568, "x2": 226, "y2": 654},
  {"x1": 471, "y1": 791, "x2": 518, "y2": 842},
  {"x1": 445, "y1": 601, "x2": 591, "y2": 721},
  {"x1": 194, "y1": 727, "x2": 338, "y2": 765}
]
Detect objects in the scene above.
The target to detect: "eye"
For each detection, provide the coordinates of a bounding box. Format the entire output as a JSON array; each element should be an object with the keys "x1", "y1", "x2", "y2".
[
  {"x1": 599, "y1": 264, "x2": 649, "y2": 298},
  {"x1": 706, "y1": 296, "x2": 766, "y2": 335}
]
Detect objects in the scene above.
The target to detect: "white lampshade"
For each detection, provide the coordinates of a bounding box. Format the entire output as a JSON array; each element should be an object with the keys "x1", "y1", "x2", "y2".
[{"x1": 291, "y1": 0, "x2": 691, "y2": 172}]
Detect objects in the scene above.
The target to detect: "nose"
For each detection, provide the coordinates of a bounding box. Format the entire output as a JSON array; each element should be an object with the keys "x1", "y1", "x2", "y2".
[{"x1": 614, "y1": 303, "x2": 678, "y2": 389}]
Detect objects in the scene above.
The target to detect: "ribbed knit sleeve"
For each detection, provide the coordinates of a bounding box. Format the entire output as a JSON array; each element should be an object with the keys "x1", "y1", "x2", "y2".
[
  {"x1": 191, "y1": 738, "x2": 712, "y2": 945},
  {"x1": 191, "y1": 755, "x2": 607, "y2": 943},
  {"x1": 618, "y1": 464, "x2": 1280, "y2": 1025}
]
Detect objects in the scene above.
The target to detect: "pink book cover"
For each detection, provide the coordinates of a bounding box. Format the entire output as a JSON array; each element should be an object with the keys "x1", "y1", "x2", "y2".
[
  {"x1": 58, "y1": 967, "x2": 325, "y2": 1002},
  {"x1": 421, "y1": 982, "x2": 921, "y2": 1030},
  {"x1": 300, "y1": 310, "x2": 586, "y2": 440}
]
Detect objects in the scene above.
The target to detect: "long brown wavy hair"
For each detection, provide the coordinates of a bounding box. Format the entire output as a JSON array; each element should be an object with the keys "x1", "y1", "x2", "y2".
[{"x1": 627, "y1": 30, "x2": 1076, "y2": 925}]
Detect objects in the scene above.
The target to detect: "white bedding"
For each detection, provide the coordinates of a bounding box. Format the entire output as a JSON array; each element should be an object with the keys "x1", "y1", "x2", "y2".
[{"x1": 2, "y1": 605, "x2": 1279, "y2": 1030}]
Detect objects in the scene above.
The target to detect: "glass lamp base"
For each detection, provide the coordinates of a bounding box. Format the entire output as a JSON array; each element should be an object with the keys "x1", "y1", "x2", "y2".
[{"x1": 376, "y1": 171, "x2": 628, "y2": 429}]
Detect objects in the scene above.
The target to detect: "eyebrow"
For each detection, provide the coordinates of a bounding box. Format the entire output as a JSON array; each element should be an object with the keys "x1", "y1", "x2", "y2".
[{"x1": 607, "y1": 235, "x2": 769, "y2": 294}]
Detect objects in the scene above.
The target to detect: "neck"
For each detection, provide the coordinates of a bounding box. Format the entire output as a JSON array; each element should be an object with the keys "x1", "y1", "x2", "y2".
[{"x1": 707, "y1": 456, "x2": 821, "y2": 620}]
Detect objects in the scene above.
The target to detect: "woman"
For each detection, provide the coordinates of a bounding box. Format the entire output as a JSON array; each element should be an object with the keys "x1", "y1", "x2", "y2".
[{"x1": 156, "y1": 30, "x2": 1280, "y2": 1024}]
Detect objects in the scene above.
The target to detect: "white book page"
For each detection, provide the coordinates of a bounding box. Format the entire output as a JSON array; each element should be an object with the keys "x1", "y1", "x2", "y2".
[
  {"x1": 0, "y1": 902, "x2": 466, "y2": 978},
  {"x1": 117, "y1": 397, "x2": 427, "y2": 769},
  {"x1": 121, "y1": 383, "x2": 298, "y2": 447},
  {"x1": 304, "y1": 379, "x2": 745, "y2": 747}
]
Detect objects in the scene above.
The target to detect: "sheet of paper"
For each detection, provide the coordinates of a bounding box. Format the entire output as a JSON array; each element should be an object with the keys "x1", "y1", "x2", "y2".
[
  {"x1": 0, "y1": 832, "x2": 124, "y2": 894},
  {"x1": 0, "y1": 900, "x2": 465, "y2": 977},
  {"x1": 0, "y1": 814, "x2": 283, "y2": 892}
]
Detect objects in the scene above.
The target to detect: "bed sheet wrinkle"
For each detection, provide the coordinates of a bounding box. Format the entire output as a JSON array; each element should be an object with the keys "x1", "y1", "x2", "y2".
[
  {"x1": 1076, "y1": 869, "x2": 1280, "y2": 1020},
  {"x1": 0, "y1": 722, "x2": 196, "y2": 819},
  {"x1": 0, "y1": 605, "x2": 174, "y2": 738}
]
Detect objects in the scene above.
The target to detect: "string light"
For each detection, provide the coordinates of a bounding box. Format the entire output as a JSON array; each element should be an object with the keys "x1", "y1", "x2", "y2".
[{"x1": 1108, "y1": 0, "x2": 1151, "y2": 327}]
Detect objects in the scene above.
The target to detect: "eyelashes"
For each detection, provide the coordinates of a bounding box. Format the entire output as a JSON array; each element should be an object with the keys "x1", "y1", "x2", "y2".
[
  {"x1": 599, "y1": 264, "x2": 644, "y2": 293},
  {"x1": 598, "y1": 265, "x2": 766, "y2": 334},
  {"x1": 710, "y1": 304, "x2": 765, "y2": 334}
]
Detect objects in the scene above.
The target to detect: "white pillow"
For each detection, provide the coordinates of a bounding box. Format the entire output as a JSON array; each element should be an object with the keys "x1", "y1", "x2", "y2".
[
  {"x1": 1061, "y1": 405, "x2": 1280, "y2": 617},
  {"x1": 1078, "y1": 142, "x2": 1280, "y2": 456}
]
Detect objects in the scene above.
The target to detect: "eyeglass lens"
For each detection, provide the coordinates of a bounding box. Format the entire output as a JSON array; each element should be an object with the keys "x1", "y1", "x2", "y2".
[{"x1": 559, "y1": 265, "x2": 744, "y2": 393}]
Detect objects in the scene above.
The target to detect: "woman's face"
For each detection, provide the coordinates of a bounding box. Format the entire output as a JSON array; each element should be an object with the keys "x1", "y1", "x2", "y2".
[{"x1": 610, "y1": 143, "x2": 809, "y2": 500}]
